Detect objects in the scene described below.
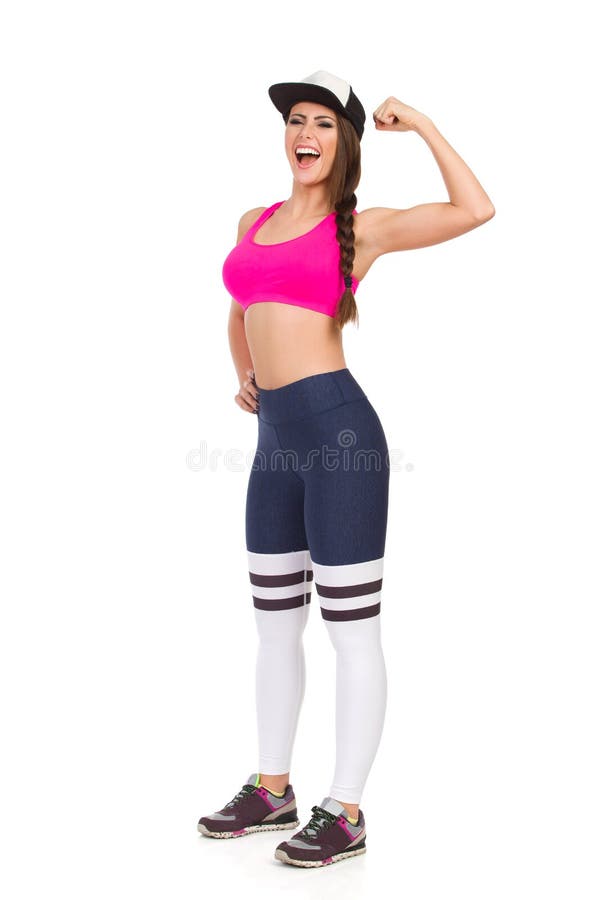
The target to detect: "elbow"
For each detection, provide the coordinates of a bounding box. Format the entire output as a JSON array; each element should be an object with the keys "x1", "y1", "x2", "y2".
[{"x1": 475, "y1": 204, "x2": 495, "y2": 223}]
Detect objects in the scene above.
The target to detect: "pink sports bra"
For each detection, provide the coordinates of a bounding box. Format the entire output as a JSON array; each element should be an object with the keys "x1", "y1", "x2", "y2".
[{"x1": 222, "y1": 201, "x2": 360, "y2": 318}]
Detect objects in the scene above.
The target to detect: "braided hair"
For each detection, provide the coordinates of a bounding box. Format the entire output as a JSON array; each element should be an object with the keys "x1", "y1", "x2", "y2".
[
  {"x1": 326, "y1": 114, "x2": 361, "y2": 329},
  {"x1": 333, "y1": 192, "x2": 360, "y2": 329}
]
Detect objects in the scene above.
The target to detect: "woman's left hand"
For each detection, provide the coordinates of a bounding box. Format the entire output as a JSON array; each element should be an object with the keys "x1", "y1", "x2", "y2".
[{"x1": 372, "y1": 97, "x2": 429, "y2": 132}]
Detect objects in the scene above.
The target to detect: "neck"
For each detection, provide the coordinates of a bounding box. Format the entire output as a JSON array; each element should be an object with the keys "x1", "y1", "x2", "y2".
[{"x1": 284, "y1": 183, "x2": 333, "y2": 218}]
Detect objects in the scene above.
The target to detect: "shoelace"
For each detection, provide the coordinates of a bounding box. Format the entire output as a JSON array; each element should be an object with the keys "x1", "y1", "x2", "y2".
[
  {"x1": 296, "y1": 805, "x2": 338, "y2": 839},
  {"x1": 223, "y1": 784, "x2": 256, "y2": 809}
]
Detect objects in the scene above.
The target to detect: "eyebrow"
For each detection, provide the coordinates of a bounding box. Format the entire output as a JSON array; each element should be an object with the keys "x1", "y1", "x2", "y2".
[{"x1": 289, "y1": 112, "x2": 336, "y2": 121}]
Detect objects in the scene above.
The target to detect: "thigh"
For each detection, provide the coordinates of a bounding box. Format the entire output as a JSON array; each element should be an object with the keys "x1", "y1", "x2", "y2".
[
  {"x1": 245, "y1": 418, "x2": 309, "y2": 555},
  {"x1": 298, "y1": 397, "x2": 390, "y2": 566},
  {"x1": 298, "y1": 399, "x2": 390, "y2": 623}
]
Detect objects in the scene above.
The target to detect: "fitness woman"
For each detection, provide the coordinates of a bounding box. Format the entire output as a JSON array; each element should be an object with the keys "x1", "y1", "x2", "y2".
[{"x1": 197, "y1": 70, "x2": 495, "y2": 868}]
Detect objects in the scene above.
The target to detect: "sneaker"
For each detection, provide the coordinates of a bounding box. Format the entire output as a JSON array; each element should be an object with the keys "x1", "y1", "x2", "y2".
[
  {"x1": 197, "y1": 772, "x2": 300, "y2": 839},
  {"x1": 274, "y1": 796, "x2": 367, "y2": 867}
]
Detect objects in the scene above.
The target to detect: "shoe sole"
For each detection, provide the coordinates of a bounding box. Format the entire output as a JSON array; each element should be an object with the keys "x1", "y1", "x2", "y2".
[
  {"x1": 198, "y1": 819, "x2": 300, "y2": 839},
  {"x1": 274, "y1": 845, "x2": 367, "y2": 867}
]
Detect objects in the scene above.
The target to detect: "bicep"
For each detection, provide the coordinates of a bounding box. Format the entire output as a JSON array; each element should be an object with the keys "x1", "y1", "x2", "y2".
[{"x1": 357, "y1": 203, "x2": 491, "y2": 256}]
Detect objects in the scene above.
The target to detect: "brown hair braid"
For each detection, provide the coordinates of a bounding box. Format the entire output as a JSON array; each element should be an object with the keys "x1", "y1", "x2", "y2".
[
  {"x1": 325, "y1": 114, "x2": 361, "y2": 329},
  {"x1": 283, "y1": 110, "x2": 362, "y2": 330}
]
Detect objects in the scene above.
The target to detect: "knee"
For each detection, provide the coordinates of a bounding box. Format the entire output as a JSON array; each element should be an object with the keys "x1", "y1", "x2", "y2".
[
  {"x1": 254, "y1": 606, "x2": 310, "y2": 645},
  {"x1": 323, "y1": 615, "x2": 383, "y2": 656}
]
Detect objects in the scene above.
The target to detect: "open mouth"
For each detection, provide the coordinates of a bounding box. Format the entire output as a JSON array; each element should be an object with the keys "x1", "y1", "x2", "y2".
[{"x1": 295, "y1": 147, "x2": 321, "y2": 169}]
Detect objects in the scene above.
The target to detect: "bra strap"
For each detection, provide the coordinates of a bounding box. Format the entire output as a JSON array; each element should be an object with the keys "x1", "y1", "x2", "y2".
[{"x1": 245, "y1": 201, "x2": 283, "y2": 239}]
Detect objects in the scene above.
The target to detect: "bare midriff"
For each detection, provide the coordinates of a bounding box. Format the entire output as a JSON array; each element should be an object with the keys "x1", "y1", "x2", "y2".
[{"x1": 243, "y1": 301, "x2": 347, "y2": 389}]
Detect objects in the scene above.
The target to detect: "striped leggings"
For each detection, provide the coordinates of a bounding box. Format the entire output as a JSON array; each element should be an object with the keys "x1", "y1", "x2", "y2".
[{"x1": 246, "y1": 368, "x2": 390, "y2": 805}]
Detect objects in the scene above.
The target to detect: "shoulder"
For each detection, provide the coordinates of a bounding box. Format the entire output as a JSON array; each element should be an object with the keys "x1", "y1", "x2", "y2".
[
  {"x1": 352, "y1": 207, "x2": 382, "y2": 243},
  {"x1": 236, "y1": 206, "x2": 268, "y2": 243},
  {"x1": 348, "y1": 207, "x2": 385, "y2": 250}
]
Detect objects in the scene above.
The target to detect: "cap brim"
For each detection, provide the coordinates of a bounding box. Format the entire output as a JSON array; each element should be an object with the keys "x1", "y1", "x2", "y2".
[{"x1": 268, "y1": 82, "x2": 346, "y2": 120}]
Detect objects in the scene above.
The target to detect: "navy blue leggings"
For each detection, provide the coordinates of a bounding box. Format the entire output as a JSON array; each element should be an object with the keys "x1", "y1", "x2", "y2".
[
  {"x1": 247, "y1": 367, "x2": 390, "y2": 573},
  {"x1": 245, "y1": 368, "x2": 390, "y2": 803}
]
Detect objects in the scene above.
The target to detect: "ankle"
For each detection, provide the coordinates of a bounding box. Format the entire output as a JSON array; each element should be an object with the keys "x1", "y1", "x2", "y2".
[
  {"x1": 338, "y1": 800, "x2": 359, "y2": 819},
  {"x1": 258, "y1": 772, "x2": 290, "y2": 793}
]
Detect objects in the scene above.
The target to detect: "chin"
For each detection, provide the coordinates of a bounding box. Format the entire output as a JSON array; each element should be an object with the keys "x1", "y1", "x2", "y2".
[{"x1": 290, "y1": 163, "x2": 332, "y2": 182}]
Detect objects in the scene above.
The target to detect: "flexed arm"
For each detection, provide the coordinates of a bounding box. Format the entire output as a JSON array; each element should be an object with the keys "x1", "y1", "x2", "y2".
[{"x1": 357, "y1": 97, "x2": 495, "y2": 256}]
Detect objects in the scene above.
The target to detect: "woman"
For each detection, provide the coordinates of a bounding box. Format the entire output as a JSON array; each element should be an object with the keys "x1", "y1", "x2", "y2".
[{"x1": 198, "y1": 70, "x2": 494, "y2": 868}]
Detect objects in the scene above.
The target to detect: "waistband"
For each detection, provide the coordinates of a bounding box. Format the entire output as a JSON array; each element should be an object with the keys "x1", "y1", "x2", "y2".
[{"x1": 255, "y1": 368, "x2": 367, "y2": 425}]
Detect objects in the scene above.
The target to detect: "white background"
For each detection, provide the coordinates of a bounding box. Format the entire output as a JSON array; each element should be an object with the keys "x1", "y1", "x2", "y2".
[{"x1": 1, "y1": 1, "x2": 598, "y2": 897}]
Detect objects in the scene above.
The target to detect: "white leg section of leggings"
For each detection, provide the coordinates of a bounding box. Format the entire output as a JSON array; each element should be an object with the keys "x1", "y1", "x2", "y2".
[
  {"x1": 313, "y1": 556, "x2": 388, "y2": 805},
  {"x1": 248, "y1": 549, "x2": 312, "y2": 776}
]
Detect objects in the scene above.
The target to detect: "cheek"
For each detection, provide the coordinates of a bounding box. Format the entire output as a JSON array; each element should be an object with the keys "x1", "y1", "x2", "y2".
[{"x1": 325, "y1": 133, "x2": 338, "y2": 155}]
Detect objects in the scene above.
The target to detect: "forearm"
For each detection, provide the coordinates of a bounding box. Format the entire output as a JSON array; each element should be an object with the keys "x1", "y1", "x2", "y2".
[
  {"x1": 228, "y1": 312, "x2": 254, "y2": 387},
  {"x1": 414, "y1": 115, "x2": 495, "y2": 219}
]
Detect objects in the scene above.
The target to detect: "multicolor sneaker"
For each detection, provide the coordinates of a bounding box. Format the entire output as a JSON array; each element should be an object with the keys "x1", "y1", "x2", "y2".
[
  {"x1": 197, "y1": 772, "x2": 300, "y2": 839},
  {"x1": 274, "y1": 796, "x2": 367, "y2": 867}
]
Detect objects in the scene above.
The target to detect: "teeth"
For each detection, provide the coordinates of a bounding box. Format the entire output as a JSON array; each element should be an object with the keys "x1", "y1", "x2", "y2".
[{"x1": 296, "y1": 147, "x2": 320, "y2": 156}]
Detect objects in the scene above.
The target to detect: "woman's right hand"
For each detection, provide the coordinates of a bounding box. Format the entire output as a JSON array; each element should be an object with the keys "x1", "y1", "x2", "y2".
[{"x1": 235, "y1": 368, "x2": 260, "y2": 414}]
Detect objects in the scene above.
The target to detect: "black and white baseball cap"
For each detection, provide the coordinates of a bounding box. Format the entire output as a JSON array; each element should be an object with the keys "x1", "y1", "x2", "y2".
[{"x1": 268, "y1": 70, "x2": 366, "y2": 141}]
